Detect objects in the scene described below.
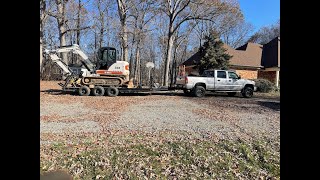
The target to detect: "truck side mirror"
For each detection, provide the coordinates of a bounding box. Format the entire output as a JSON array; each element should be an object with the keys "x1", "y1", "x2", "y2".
[{"x1": 238, "y1": 75, "x2": 241, "y2": 79}]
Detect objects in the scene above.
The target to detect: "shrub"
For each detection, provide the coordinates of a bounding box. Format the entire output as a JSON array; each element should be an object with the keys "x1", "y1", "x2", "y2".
[{"x1": 254, "y1": 79, "x2": 275, "y2": 93}]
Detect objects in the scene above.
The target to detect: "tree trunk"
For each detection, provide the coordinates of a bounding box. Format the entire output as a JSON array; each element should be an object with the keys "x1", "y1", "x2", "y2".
[
  {"x1": 128, "y1": 38, "x2": 135, "y2": 78},
  {"x1": 134, "y1": 39, "x2": 141, "y2": 86},
  {"x1": 163, "y1": 26, "x2": 174, "y2": 86},
  {"x1": 98, "y1": 0, "x2": 104, "y2": 48},
  {"x1": 76, "y1": 0, "x2": 81, "y2": 45},
  {"x1": 170, "y1": 44, "x2": 178, "y2": 86},
  {"x1": 121, "y1": 21, "x2": 128, "y2": 62},
  {"x1": 58, "y1": 25, "x2": 68, "y2": 63},
  {"x1": 40, "y1": 36, "x2": 43, "y2": 74},
  {"x1": 56, "y1": 0, "x2": 68, "y2": 63},
  {"x1": 99, "y1": 21, "x2": 104, "y2": 48},
  {"x1": 117, "y1": 0, "x2": 128, "y2": 62},
  {"x1": 40, "y1": 0, "x2": 47, "y2": 74}
]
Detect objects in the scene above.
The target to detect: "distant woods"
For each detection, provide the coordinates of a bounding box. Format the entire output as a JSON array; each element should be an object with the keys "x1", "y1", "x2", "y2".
[{"x1": 40, "y1": 0, "x2": 279, "y2": 85}]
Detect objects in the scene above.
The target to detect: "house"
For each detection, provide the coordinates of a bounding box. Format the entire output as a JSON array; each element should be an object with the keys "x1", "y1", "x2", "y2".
[
  {"x1": 181, "y1": 36, "x2": 280, "y2": 87},
  {"x1": 258, "y1": 37, "x2": 280, "y2": 87}
]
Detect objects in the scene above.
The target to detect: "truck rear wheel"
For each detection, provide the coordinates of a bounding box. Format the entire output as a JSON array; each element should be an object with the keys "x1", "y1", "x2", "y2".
[
  {"x1": 106, "y1": 87, "x2": 119, "y2": 97},
  {"x1": 242, "y1": 86, "x2": 253, "y2": 98},
  {"x1": 193, "y1": 86, "x2": 206, "y2": 97},
  {"x1": 92, "y1": 86, "x2": 105, "y2": 96},
  {"x1": 78, "y1": 86, "x2": 90, "y2": 96}
]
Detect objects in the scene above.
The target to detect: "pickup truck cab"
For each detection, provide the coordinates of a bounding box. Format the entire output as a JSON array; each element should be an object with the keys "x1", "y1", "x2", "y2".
[{"x1": 176, "y1": 69, "x2": 256, "y2": 98}]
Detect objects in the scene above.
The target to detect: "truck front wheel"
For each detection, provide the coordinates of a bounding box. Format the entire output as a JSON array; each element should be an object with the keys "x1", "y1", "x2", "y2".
[
  {"x1": 193, "y1": 86, "x2": 206, "y2": 97},
  {"x1": 242, "y1": 86, "x2": 253, "y2": 98}
]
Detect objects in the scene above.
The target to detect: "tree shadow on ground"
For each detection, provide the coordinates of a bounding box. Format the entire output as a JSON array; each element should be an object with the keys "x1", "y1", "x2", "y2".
[{"x1": 257, "y1": 101, "x2": 280, "y2": 111}]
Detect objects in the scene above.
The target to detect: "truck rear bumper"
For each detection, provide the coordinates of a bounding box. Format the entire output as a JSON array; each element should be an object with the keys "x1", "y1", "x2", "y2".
[{"x1": 254, "y1": 86, "x2": 257, "y2": 91}]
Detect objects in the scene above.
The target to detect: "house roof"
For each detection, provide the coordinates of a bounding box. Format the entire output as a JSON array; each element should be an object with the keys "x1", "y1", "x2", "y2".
[
  {"x1": 182, "y1": 42, "x2": 263, "y2": 68},
  {"x1": 227, "y1": 42, "x2": 263, "y2": 67},
  {"x1": 182, "y1": 51, "x2": 202, "y2": 66}
]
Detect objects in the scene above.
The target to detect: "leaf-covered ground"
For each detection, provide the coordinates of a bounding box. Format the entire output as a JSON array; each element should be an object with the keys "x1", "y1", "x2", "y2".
[{"x1": 40, "y1": 81, "x2": 280, "y2": 179}]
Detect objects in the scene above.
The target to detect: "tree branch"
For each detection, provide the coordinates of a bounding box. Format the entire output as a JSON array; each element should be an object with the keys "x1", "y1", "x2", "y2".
[
  {"x1": 172, "y1": 0, "x2": 190, "y2": 22},
  {"x1": 62, "y1": 26, "x2": 91, "y2": 35}
]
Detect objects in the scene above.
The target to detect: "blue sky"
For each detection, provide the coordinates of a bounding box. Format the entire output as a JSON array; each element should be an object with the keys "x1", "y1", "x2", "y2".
[{"x1": 238, "y1": 0, "x2": 280, "y2": 31}]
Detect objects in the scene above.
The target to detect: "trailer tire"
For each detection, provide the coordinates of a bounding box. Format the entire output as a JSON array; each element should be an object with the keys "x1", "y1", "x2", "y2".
[
  {"x1": 78, "y1": 86, "x2": 90, "y2": 96},
  {"x1": 92, "y1": 86, "x2": 105, "y2": 96},
  {"x1": 193, "y1": 86, "x2": 206, "y2": 97},
  {"x1": 106, "y1": 87, "x2": 119, "y2": 97}
]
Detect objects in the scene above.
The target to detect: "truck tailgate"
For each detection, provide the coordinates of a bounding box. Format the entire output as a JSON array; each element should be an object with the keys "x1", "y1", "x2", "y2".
[{"x1": 176, "y1": 76, "x2": 186, "y2": 85}]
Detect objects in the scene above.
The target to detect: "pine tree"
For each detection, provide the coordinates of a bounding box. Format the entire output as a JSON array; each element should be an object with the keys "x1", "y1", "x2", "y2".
[{"x1": 197, "y1": 32, "x2": 232, "y2": 74}]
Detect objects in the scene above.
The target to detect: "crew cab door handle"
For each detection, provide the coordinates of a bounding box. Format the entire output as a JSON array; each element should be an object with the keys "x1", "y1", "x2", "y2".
[{"x1": 217, "y1": 80, "x2": 220, "y2": 81}]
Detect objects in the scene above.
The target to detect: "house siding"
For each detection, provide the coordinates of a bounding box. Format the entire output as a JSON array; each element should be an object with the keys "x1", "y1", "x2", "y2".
[{"x1": 235, "y1": 70, "x2": 258, "y2": 80}]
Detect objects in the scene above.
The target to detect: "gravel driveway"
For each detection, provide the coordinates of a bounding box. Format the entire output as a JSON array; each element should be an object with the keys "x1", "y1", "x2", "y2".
[
  {"x1": 40, "y1": 81, "x2": 280, "y2": 141},
  {"x1": 107, "y1": 96, "x2": 279, "y2": 140}
]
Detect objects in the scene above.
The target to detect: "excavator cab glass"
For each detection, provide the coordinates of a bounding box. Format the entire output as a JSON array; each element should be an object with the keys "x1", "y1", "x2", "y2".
[{"x1": 97, "y1": 47, "x2": 117, "y2": 70}]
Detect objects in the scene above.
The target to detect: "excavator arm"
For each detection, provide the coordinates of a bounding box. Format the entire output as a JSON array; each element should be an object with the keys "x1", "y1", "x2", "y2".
[
  {"x1": 43, "y1": 49, "x2": 73, "y2": 75},
  {"x1": 44, "y1": 44, "x2": 96, "y2": 75}
]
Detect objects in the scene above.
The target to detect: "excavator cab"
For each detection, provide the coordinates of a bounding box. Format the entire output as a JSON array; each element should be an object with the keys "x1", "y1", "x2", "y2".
[{"x1": 97, "y1": 47, "x2": 117, "y2": 70}]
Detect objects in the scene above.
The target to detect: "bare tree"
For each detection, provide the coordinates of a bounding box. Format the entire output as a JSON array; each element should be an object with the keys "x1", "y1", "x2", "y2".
[
  {"x1": 40, "y1": 0, "x2": 49, "y2": 73},
  {"x1": 116, "y1": 0, "x2": 132, "y2": 62},
  {"x1": 45, "y1": 0, "x2": 69, "y2": 63},
  {"x1": 221, "y1": 21, "x2": 254, "y2": 48},
  {"x1": 129, "y1": 0, "x2": 158, "y2": 84},
  {"x1": 248, "y1": 20, "x2": 280, "y2": 44},
  {"x1": 76, "y1": 0, "x2": 82, "y2": 44},
  {"x1": 160, "y1": 0, "x2": 239, "y2": 86}
]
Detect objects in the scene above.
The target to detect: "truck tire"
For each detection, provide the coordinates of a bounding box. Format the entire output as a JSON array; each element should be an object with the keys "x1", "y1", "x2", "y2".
[
  {"x1": 227, "y1": 92, "x2": 237, "y2": 97},
  {"x1": 78, "y1": 86, "x2": 90, "y2": 96},
  {"x1": 106, "y1": 87, "x2": 119, "y2": 97},
  {"x1": 92, "y1": 86, "x2": 105, "y2": 96},
  {"x1": 193, "y1": 86, "x2": 206, "y2": 97},
  {"x1": 242, "y1": 86, "x2": 253, "y2": 98}
]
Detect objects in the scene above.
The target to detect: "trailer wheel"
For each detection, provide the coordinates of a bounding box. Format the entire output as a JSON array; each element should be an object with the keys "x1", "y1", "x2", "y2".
[
  {"x1": 78, "y1": 86, "x2": 90, "y2": 96},
  {"x1": 106, "y1": 87, "x2": 119, "y2": 97},
  {"x1": 92, "y1": 86, "x2": 105, "y2": 96}
]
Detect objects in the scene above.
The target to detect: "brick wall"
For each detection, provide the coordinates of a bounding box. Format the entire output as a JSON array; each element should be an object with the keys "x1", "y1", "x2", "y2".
[
  {"x1": 258, "y1": 71, "x2": 277, "y2": 83},
  {"x1": 235, "y1": 70, "x2": 258, "y2": 80}
]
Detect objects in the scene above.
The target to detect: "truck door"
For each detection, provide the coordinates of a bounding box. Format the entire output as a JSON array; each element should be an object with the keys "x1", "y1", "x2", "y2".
[
  {"x1": 215, "y1": 71, "x2": 228, "y2": 90},
  {"x1": 227, "y1": 71, "x2": 242, "y2": 90},
  {"x1": 203, "y1": 70, "x2": 215, "y2": 90}
]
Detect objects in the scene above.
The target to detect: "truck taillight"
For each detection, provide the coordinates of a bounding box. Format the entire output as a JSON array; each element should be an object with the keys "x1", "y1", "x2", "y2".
[
  {"x1": 125, "y1": 65, "x2": 129, "y2": 70},
  {"x1": 185, "y1": 77, "x2": 188, "y2": 84}
]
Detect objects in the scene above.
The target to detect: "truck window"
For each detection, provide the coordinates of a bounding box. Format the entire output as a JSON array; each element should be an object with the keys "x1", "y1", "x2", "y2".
[
  {"x1": 203, "y1": 71, "x2": 214, "y2": 77},
  {"x1": 228, "y1": 72, "x2": 239, "y2": 79},
  {"x1": 217, "y1": 71, "x2": 226, "y2": 78}
]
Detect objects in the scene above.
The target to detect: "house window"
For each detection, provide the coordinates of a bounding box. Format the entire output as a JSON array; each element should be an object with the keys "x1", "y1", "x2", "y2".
[{"x1": 217, "y1": 71, "x2": 226, "y2": 78}]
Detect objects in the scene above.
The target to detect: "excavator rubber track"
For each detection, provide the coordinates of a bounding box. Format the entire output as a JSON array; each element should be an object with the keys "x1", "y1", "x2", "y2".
[{"x1": 81, "y1": 76, "x2": 124, "y2": 86}]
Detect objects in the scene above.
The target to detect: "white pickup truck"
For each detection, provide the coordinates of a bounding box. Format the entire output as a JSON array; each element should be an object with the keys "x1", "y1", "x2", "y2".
[{"x1": 176, "y1": 69, "x2": 256, "y2": 98}]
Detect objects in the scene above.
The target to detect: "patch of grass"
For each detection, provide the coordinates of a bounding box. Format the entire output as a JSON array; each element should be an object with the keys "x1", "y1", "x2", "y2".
[{"x1": 41, "y1": 135, "x2": 280, "y2": 179}]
